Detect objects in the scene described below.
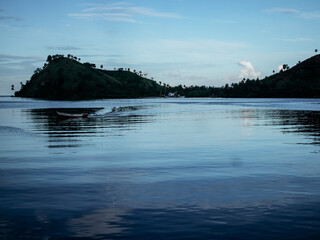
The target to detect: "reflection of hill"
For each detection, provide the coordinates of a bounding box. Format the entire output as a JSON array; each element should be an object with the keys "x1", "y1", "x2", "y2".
[
  {"x1": 265, "y1": 110, "x2": 320, "y2": 145},
  {"x1": 237, "y1": 109, "x2": 320, "y2": 145},
  {"x1": 25, "y1": 108, "x2": 152, "y2": 148}
]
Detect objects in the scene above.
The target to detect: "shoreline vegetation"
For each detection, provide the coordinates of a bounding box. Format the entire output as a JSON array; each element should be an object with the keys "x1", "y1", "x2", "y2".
[{"x1": 14, "y1": 53, "x2": 320, "y2": 100}]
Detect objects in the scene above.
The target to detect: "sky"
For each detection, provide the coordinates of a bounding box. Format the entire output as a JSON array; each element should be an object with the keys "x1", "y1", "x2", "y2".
[{"x1": 0, "y1": 0, "x2": 319, "y2": 95}]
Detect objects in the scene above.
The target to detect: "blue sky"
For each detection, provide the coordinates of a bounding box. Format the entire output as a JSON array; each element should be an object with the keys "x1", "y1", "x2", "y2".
[{"x1": 0, "y1": 0, "x2": 319, "y2": 95}]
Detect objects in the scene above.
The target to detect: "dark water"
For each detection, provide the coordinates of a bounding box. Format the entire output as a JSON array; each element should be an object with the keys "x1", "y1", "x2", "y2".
[{"x1": 0, "y1": 97, "x2": 320, "y2": 239}]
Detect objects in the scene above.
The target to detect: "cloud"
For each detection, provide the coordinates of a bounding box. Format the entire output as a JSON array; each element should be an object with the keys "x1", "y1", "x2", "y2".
[
  {"x1": 281, "y1": 37, "x2": 313, "y2": 42},
  {"x1": 264, "y1": 7, "x2": 320, "y2": 20},
  {"x1": 211, "y1": 19, "x2": 236, "y2": 24},
  {"x1": 0, "y1": 54, "x2": 43, "y2": 81},
  {"x1": 0, "y1": 9, "x2": 24, "y2": 21},
  {"x1": 0, "y1": 15, "x2": 23, "y2": 21},
  {"x1": 238, "y1": 61, "x2": 261, "y2": 80},
  {"x1": 79, "y1": 54, "x2": 122, "y2": 58},
  {"x1": 47, "y1": 46, "x2": 82, "y2": 51},
  {"x1": 277, "y1": 65, "x2": 284, "y2": 72},
  {"x1": 264, "y1": 8, "x2": 300, "y2": 14},
  {"x1": 0, "y1": 54, "x2": 42, "y2": 62},
  {"x1": 69, "y1": 13, "x2": 138, "y2": 23},
  {"x1": 146, "y1": 39, "x2": 247, "y2": 59},
  {"x1": 69, "y1": 3, "x2": 184, "y2": 23},
  {"x1": 299, "y1": 12, "x2": 320, "y2": 20}
]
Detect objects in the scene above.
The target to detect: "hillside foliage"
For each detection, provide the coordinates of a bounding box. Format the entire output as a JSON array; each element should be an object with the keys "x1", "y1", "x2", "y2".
[
  {"x1": 15, "y1": 54, "x2": 320, "y2": 99},
  {"x1": 15, "y1": 54, "x2": 162, "y2": 100}
]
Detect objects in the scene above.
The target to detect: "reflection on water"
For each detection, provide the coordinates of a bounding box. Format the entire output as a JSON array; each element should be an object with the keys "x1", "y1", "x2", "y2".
[
  {"x1": 66, "y1": 203, "x2": 320, "y2": 240},
  {"x1": 24, "y1": 107, "x2": 152, "y2": 148},
  {"x1": 266, "y1": 110, "x2": 320, "y2": 144},
  {"x1": 25, "y1": 106, "x2": 320, "y2": 150},
  {"x1": 236, "y1": 109, "x2": 320, "y2": 145},
  {"x1": 1, "y1": 98, "x2": 320, "y2": 239}
]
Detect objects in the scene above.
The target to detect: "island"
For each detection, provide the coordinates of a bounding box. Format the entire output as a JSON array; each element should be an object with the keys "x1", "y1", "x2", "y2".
[
  {"x1": 15, "y1": 54, "x2": 320, "y2": 99},
  {"x1": 15, "y1": 54, "x2": 162, "y2": 100}
]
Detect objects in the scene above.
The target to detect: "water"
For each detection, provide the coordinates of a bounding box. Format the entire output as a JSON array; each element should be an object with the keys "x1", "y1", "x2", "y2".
[{"x1": 0, "y1": 97, "x2": 320, "y2": 239}]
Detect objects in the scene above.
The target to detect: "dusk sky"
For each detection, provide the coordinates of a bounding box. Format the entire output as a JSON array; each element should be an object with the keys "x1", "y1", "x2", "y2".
[{"x1": 0, "y1": 0, "x2": 319, "y2": 95}]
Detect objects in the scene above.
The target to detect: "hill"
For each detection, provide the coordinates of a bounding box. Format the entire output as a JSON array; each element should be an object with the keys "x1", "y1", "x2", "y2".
[
  {"x1": 15, "y1": 55, "x2": 162, "y2": 100},
  {"x1": 15, "y1": 54, "x2": 320, "y2": 99},
  {"x1": 217, "y1": 54, "x2": 320, "y2": 98}
]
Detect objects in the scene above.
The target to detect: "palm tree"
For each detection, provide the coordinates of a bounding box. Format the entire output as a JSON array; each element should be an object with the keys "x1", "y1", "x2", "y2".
[
  {"x1": 282, "y1": 64, "x2": 289, "y2": 71},
  {"x1": 100, "y1": 65, "x2": 103, "y2": 69},
  {"x1": 46, "y1": 55, "x2": 52, "y2": 63},
  {"x1": 315, "y1": 49, "x2": 318, "y2": 54}
]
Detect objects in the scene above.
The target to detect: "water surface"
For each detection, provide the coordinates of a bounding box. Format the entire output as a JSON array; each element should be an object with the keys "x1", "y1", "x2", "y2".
[{"x1": 1, "y1": 97, "x2": 320, "y2": 239}]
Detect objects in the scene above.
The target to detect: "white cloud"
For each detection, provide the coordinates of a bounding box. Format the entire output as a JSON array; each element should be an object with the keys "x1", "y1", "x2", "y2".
[
  {"x1": 238, "y1": 61, "x2": 261, "y2": 80},
  {"x1": 277, "y1": 64, "x2": 284, "y2": 72},
  {"x1": 300, "y1": 12, "x2": 320, "y2": 20},
  {"x1": 69, "y1": 3, "x2": 184, "y2": 23}
]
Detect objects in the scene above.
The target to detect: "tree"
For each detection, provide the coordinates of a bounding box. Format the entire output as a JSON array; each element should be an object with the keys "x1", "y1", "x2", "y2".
[
  {"x1": 34, "y1": 68, "x2": 42, "y2": 75},
  {"x1": 282, "y1": 64, "x2": 289, "y2": 71},
  {"x1": 46, "y1": 55, "x2": 52, "y2": 63},
  {"x1": 100, "y1": 65, "x2": 103, "y2": 69},
  {"x1": 315, "y1": 49, "x2": 318, "y2": 54}
]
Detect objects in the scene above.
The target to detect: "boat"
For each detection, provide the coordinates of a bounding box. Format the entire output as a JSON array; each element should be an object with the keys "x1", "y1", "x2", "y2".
[
  {"x1": 164, "y1": 92, "x2": 185, "y2": 98},
  {"x1": 56, "y1": 111, "x2": 88, "y2": 118}
]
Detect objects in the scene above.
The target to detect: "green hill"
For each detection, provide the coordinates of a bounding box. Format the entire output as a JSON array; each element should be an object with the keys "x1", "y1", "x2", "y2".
[
  {"x1": 218, "y1": 54, "x2": 320, "y2": 98},
  {"x1": 15, "y1": 55, "x2": 162, "y2": 100}
]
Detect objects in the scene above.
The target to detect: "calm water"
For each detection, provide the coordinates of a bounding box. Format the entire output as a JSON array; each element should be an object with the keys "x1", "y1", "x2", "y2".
[{"x1": 0, "y1": 97, "x2": 320, "y2": 239}]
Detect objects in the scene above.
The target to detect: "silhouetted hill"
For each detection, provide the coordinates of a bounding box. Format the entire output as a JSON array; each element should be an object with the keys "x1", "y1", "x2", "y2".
[
  {"x1": 15, "y1": 54, "x2": 320, "y2": 99},
  {"x1": 218, "y1": 54, "x2": 320, "y2": 98},
  {"x1": 15, "y1": 55, "x2": 161, "y2": 100}
]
